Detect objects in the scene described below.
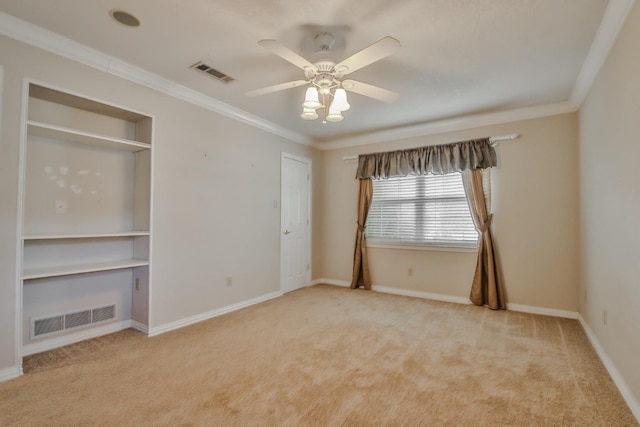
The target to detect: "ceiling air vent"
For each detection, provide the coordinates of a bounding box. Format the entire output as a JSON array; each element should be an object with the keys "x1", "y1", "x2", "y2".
[{"x1": 191, "y1": 61, "x2": 235, "y2": 84}]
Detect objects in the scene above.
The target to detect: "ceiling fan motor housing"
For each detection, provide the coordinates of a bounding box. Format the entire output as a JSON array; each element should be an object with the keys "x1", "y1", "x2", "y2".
[{"x1": 311, "y1": 61, "x2": 341, "y2": 93}]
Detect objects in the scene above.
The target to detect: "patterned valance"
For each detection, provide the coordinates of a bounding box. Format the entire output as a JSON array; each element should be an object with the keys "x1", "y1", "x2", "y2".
[{"x1": 356, "y1": 137, "x2": 496, "y2": 179}]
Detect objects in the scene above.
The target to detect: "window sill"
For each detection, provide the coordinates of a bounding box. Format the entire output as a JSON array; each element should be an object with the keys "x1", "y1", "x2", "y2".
[{"x1": 366, "y1": 240, "x2": 478, "y2": 253}]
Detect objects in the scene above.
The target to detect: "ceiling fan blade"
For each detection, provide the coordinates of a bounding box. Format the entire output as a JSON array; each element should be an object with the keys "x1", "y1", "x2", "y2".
[
  {"x1": 342, "y1": 79, "x2": 400, "y2": 103},
  {"x1": 245, "y1": 80, "x2": 308, "y2": 97},
  {"x1": 334, "y1": 36, "x2": 401, "y2": 75},
  {"x1": 258, "y1": 40, "x2": 317, "y2": 73}
]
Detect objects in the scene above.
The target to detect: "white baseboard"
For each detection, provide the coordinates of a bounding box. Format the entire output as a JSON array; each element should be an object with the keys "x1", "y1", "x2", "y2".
[
  {"x1": 506, "y1": 303, "x2": 579, "y2": 319},
  {"x1": 313, "y1": 278, "x2": 470, "y2": 305},
  {"x1": 312, "y1": 278, "x2": 579, "y2": 318},
  {"x1": 130, "y1": 320, "x2": 149, "y2": 334},
  {"x1": 372, "y1": 285, "x2": 471, "y2": 305},
  {"x1": 21, "y1": 320, "x2": 132, "y2": 357},
  {"x1": 0, "y1": 365, "x2": 22, "y2": 383},
  {"x1": 312, "y1": 278, "x2": 636, "y2": 422},
  {"x1": 311, "y1": 278, "x2": 350, "y2": 287},
  {"x1": 578, "y1": 315, "x2": 640, "y2": 422},
  {"x1": 148, "y1": 290, "x2": 283, "y2": 337},
  {"x1": 312, "y1": 278, "x2": 470, "y2": 304}
]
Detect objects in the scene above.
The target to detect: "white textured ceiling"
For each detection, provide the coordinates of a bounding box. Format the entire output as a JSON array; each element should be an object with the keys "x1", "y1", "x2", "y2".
[{"x1": 0, "y1": 0, "x2": 614, "y2": 145}]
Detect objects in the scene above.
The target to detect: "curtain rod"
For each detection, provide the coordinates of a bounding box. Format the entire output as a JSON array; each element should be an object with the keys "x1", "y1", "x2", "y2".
[
  {"x1": 489, "y1": 133, "x2": 520, "y2": 146},
  {"x1": 341, "y1": 133, "x2": 520, "y2": 161}
]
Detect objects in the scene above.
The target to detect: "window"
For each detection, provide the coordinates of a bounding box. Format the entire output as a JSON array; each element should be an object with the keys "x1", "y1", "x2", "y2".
[{"x1": 365, "y1": 172, "x2": 481, "y2": 249}]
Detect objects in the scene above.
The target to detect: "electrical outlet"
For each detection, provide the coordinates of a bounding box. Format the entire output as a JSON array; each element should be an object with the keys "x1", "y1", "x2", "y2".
[
  {"x1": 408, "y1": 268, "x2": 413, "y2": 277},
  {"x1": 226, "y1": 275, "x2": 233, "y2": 286},
  {"x1": 135, "y1": 278, "x2": 140, "y2": 291}
]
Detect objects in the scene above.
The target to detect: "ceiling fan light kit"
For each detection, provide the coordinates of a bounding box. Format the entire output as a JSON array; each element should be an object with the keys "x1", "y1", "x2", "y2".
[
  {"x1": 326, "y1": 107, "x2": 345, "y2": 123},
  {"x1": 300, "y1": 86, "x2": 347, "y2": 124},
  {"x1": 300, "y1": 107, "x2": 319, "y2": 121},
  {"x1": 247, "y1": 34, "x2": 401, "y2": 124},
  {"x1": 301, "y1": 85, "x2": 349, "y2": 122},
  {"x1": 332, "y1": 88, "x2": 350, "y2": 111},
  {"x1": 302, "y1": 87, "x2": 322, "y2": 109}
]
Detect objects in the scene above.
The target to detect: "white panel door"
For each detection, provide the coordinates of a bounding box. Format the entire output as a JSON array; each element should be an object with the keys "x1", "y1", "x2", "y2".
[{"x1": 280, "y1": 154, "x2": 310, "y2": 293}]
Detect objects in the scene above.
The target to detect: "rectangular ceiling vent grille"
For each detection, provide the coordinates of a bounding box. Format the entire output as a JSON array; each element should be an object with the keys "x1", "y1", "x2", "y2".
[
  {"x1": 31, "y1": 304, "x2": 117, "y2": 339},
  {"x1": 191, "y1": 61, "x2": 235, "y2": 84}
]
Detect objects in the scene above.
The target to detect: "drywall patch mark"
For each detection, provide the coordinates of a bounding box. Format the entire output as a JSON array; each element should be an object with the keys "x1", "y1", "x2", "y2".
[{"x1": 44, "y1": 165, "x2": 102, "y2": 195}]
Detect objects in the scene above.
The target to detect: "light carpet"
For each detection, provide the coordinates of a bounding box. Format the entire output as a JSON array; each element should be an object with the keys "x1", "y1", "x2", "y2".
[{"x1": 1, "y1": 284, "x2": 637, "y2": 426}]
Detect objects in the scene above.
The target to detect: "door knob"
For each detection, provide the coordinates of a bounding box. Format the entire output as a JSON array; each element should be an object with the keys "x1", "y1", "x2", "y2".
[{"x1": 283, "y1": 230, "x2": 291, "y2": 235}]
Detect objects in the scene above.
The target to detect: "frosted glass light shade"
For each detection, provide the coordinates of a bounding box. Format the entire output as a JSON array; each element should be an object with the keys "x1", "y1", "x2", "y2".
[
  {"x1": 300, "y1": 107, "x2": 319, "y2": 120},
  {"x1": 331, "y1": 88, "x2": 350, "y2": 111},
  {"x1": 326, "y1": 107, "x2": 344, "y2": 122},
  {"x1": 302, "y1": 87, "x2": 322, "y2": 109}
]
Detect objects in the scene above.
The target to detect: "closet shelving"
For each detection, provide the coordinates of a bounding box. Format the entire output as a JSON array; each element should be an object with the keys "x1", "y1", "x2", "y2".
[
  {"x1": 26, "y1": 120, "x2": 151, "y2": 152},
  {"x1": 21, "y1": 232, "x2": 151, "y2": 280},
  {"x1": 19, "y1": 82, "x2": 153, "y2": 356}
]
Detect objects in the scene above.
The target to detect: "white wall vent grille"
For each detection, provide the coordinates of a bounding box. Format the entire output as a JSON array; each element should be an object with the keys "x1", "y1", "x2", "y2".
[
  {"x1": 33, "y1": 315, "x2": 63, "y2": 337},
  {"x1": 92, "y1": 305, "x2": 115, "y2": 323},
  {"x1": 30, "y1": 304, "x2": 117, "y2": 339},
  {"x1": 65, "y1": 310, "x2": 91, "y2": 329}
]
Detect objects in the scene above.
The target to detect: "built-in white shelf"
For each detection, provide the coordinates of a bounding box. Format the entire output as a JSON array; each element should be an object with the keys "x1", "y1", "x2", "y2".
[
  {"x1": 22, "y1": 259, "x2": 150, "y2": 280},
  {"x1": 23, "y1": 231, "x2": 150, "y2": 240},
  {"x1": 27, "y1": 120, "x2": 150, "y2": 152},
  {"x1": 20, "y1": 82, "x2": 153, "y2": 352}
]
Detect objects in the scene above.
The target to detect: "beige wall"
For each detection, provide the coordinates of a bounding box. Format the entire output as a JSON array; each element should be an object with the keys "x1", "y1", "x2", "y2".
[
  {"x1": 319, "y1": 113, "x2": 580, "y2": 311},
  {"x1": 0, "y1": 36, "x2": 321, "y2": 371},
  {"x1": 578, "y1": 1, "x2": 640, "y2": 406},
  {"x1": 3, "y1": 8, "x2": 637, "y2": 411}
]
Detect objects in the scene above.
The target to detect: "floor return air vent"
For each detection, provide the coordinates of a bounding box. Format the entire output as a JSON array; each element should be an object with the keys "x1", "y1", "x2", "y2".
[{"x1": 31, "y1": 304, "x2": 116, "y2": 339}]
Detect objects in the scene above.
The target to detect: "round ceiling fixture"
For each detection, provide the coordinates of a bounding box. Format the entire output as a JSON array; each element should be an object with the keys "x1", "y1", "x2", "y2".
[
  {"x1": 314, "y1": 33, "x2": 336, "y2": 52},
  {"x1": 110, "y1": 10, "x2": 140, "y2": 27}
]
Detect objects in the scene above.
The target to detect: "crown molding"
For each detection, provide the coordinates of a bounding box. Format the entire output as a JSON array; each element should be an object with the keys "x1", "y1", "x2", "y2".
[
  {"x1": 313, "y1": 101, "x2": 577, "y2": 150},
  {"x1": 1, "y1": 0, "x2": 634, "y2": 152},
  {"x1": 310, "y1": 0, "x2": 637, "y2": 151},
  {"x1": 105, "y1": 58, "x2": 312, "y2": 145},
  {"x1": 570, "y1": 0, "x2": 637, "y2": 107},
  {"x1": 0, "y1": 12, "x2": 312, "y2": 146},
  {"x1": 0, "y1": 12, "x2": 113, "y2": 71}
]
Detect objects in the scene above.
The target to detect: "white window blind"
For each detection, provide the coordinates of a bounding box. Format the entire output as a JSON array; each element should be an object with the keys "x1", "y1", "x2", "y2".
[{"x1": 366, "y1": 172, "x2": 479, "y2": 248}]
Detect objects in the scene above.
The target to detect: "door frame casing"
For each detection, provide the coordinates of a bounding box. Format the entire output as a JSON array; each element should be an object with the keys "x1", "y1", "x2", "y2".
[{"x1": 280, "y1": 152, "x2": 312, "y2": 293}]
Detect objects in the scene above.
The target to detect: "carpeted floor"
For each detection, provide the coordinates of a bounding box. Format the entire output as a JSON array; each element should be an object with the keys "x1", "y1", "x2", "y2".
[{"x1": 1, "y1": 284, "x2": 637, "y2": 426}]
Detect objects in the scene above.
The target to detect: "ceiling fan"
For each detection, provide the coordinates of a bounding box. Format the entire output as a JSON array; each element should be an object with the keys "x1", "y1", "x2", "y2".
[{"x1": 246, "y1": 33, "x2": 401, "y2": 123}]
